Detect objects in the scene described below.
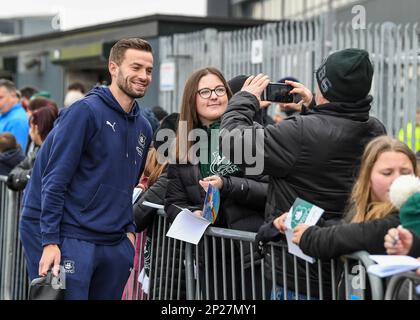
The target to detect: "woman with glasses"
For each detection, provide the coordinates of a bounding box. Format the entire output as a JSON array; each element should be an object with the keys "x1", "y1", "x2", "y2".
[{"x1": 164, "y1": 67, "x2": 269, "y2": 299}]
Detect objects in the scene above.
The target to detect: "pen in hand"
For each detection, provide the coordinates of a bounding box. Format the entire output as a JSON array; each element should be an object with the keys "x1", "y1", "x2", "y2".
[
  {"x1": 392, "y1": 225, "x2": 401, "y2": 246},
  {"x1": 392, "y1": 233, "x2": 399, "y2": 246}
]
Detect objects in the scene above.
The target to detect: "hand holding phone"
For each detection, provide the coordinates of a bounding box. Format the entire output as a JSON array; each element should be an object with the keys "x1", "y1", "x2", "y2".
[{"x1": 261, "y1": 83, "x2": 294, "y2": 103}]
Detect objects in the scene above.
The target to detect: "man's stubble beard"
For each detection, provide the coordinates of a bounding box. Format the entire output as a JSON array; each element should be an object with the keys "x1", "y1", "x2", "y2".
[{"x1": 117, "y1": 71, "x2": 146, "y2": 99}]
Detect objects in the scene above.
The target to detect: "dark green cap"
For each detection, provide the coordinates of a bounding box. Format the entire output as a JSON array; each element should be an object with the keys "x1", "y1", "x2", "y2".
[{"x1": 316, "y1": 48, "x2": 373, "y2": 103}]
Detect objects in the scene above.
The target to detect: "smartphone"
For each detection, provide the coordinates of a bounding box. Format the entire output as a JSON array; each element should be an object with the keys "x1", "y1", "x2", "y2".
[{"x1": 261, "y1": 83, "x2": 294, "y2": 103}]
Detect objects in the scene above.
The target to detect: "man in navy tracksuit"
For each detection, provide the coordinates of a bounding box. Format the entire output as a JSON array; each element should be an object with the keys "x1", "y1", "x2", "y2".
[{"x1": 37, "y1": 38, "x2": 153, "y2": 299}]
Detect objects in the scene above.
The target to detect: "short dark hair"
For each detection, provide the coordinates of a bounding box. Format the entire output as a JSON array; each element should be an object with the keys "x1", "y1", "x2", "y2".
[
  {"x1": 0, "y1": 132, "x2": 18, "y2": 152},
  {"x1": 0, "y1": 79, "x2": 16, "y2": 93},
  {"x1": 67, "y1": 82, "x2": 86, "y2": 94},
  {"x1": 109, "y1": 38, "x2": 153, "y2": 66},
  {"x1": 28, "y1": 97, "x2": 58, "y2": 113},
  {"x1": 19, "y1": 86, "x2": 39, "y2": 99}
]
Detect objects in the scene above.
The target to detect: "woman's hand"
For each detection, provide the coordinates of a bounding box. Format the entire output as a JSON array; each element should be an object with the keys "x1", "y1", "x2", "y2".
[
  {"x1": 384, "y1": 226, "x2": 413, "y2": 255},
  {"x1": 273, "y1": 213, "x2": 288, "y2": 234},
  {"x1": 292, "y1": 224, "x2": 311, "y2": 245},
  {"x1": 199, "y1": 175, "x2": 223, "y2": 192}
]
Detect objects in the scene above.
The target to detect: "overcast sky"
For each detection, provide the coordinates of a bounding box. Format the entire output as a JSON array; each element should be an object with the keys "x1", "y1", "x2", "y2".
[{"x1": 0, "y1": 0, "x2": 207, "y2": 30}]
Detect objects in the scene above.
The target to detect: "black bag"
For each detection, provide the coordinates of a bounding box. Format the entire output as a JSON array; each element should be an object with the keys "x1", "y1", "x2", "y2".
[{"x1": 28, "y1": 271, "x2": 64, "y2": 300}]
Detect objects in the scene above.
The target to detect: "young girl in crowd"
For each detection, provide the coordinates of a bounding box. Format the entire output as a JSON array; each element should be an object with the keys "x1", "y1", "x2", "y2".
[{"x1": 287, "y1": 136, "x2": 417, "y2": 259}]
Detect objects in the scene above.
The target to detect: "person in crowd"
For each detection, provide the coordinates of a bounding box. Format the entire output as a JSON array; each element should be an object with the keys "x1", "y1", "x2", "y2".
[
  {"x1": 25, "y1": 97, "x2": 58, "y2": 154},
  {"x1": 19, "y1": 86, "x2": 39, "y2": 111},
  {"x1": 127, "y1": 112, "x2": 180, "y2": 299},
  {"x1": 26, "y1": 97, "x2": 58, "y2": 118},
  {"x1": 7, "y1": 106, "x2": 58, "y2": 191},
  {"x1": 67, "y1": 82, "x2": 86, "y2": 94},
  {"x1": 134, "y1": 112, "x2": 179, "y2": 232},
  {"x1": 64, "y1": 82, "x2": 86, "y2": 108},
  {"x1": 32, "y1": 38, "x2": 153, "y2": 300},
  {"x1": 288, "y1": 136, "x2": 416, "y2": 257},
  {"x1": 151, "y1": 105, "x2": 169, "y2": 124},
  {"x1": 227, "y1": 74, "x2": 273, "y2": 126},
  {"x1": 0, "y1": 79, "x2": 30, "y2": 150},
  {"x1": 0, "y1": 132, "x2": 24, "y2": 176},
  {"x1": 31, "y1": 91, "x2": 51, "y2": 99},
  {"x1": 221, "y1": 48, "x2": 387, "y2": 299},
  {"x1": 399, "y1": 108, "x2": 420, "y2": 153},
  {"x1": 164, "y1": 67, "x2": 269, "y2": 299},
  {"x1": 288, "y1": 137, "x2": 417, "y2": 300}
]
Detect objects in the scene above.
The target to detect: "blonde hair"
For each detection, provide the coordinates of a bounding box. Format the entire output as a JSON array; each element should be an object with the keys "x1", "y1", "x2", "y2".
[
  {"x1": 175, "y1": 67, "x2": 232, "y2": 162},
  {"x1": 347, "y1": 135, "x2": 418, "y2": 223},
  {"x1": 142, "y1": 148, "x2": 168, "y2": 186}
]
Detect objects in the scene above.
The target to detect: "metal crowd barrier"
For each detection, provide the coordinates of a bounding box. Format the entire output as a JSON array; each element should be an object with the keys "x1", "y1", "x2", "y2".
[
  {"x1": 124, "y1": 209, "x2": 385, "y2": 300},
  {"x1": 385, "y1": 272, "x2": 420, "y2": 300},
  {"x1": 0, "y1": 175, "x2": 28, "y2": 300},
  {"x1": 1, "y1": 181, "x2": 415, "y2": 301},
  {"x1": 123, "y1": 212, "x2": 187, "y2": 300}
]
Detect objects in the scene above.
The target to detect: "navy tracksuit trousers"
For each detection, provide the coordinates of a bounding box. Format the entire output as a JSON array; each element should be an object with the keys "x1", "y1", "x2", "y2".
[
  {"x1": 19, "y1": 216, "x2": 43, "y2": 281},
  {"x1": 19, "y1": 216, "x2": 135, "y2": 299}
]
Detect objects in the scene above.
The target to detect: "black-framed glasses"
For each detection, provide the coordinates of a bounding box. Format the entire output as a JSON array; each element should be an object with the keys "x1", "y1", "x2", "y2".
[{"x1": 197, "y1": 86, "x2": 227, "y2": 99}]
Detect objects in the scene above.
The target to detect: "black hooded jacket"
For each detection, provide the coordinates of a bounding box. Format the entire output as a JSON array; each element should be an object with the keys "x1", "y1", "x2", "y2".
[
  {"x1": 221, "y1": 91, "x2": 386, "y2": 223},
  {"x1": 221, "y1": 91, "x2": 387, "y2": 297},
  {"x1": 0, "y1": 148, "x2": 24, "y2": 176}
]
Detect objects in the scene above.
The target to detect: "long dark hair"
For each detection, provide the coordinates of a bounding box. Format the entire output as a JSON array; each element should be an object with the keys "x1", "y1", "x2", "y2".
[{"x1": 175, "y1": 67, "x2": 232, "y2": 162}]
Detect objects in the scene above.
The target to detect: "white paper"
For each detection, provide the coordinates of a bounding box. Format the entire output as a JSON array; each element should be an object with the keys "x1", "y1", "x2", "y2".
[
  {"x1": 166, "y1": 209, "x2": 210, "y2": 245},
  {"x1": 285, "y1": 229, "x2": 315, "y2": 263},
  {"x1": 137, "y1": 268, "x2": 150, "y2": 295},
  {"x1": 367, "y1": 255, "x2": 420, "y2": 278},
  {"x1": 284, "y1": 198, "x2": 324, "y2": 264},
  {"x1": 132, "y1": 187, "x2": 142, "y2": 204},
  {"x1": 142, "y1": 201, "x2": 164, "y2": 210}
]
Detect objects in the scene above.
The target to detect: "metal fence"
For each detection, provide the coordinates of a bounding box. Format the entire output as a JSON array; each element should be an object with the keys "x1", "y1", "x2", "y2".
[
  {"x1": 1, "y1": 182, "x2": 418, "y2": 300},
  {"x1": 385, "y1": 271, "x2": 420, "y2": 300},
  {"x1": 124, "y1": 209, "x2": 385, "y2": 301},
  {"x1": 159, "y1": 20, "x2": 324, "y2": 115},
  {"x1": 159, "y1": 19, "x2": 420, "y2": 149},
  {"x1": 0, "y1": 176, "x2": 28, "y2": 300},
  {"x1": 331, "y1": 22, "x2": 420, "y2": 143}
]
